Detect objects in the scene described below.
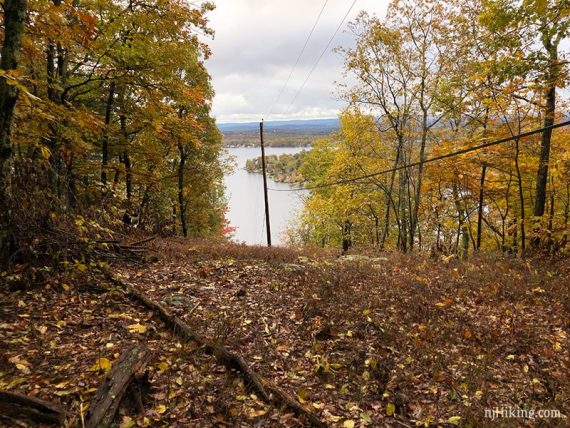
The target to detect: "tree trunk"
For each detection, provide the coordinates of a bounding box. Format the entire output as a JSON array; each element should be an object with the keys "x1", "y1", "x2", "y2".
[
  {"x1": 512, "y1": 216, "x2": 518, "y2": 253},
  {"x1": 46, "y1": 42, "x2": 57, "y2": 102},
  {"x1": 0, "y1": 0, "x2": 28, "y2": 264},
  {"x1": 120, "y1": 115, "x2": 132, "y2": 200},
  {"x1": 0, "y1": 0, "x2": 27, "y2": 152},
  {"x1": 410, "y1": 108, "x2": 428, "y2": 249},
  {"x1": 514, "y1": 138, "x2": 526, "y2": 253},
  {"x1": 368, "y1": 204, "x2": 379, "y2": 247},
  {"x1": 562, "y1": 183, "x2": 569, "y2": 249},
  {"x1": 177, "y1": 143, "x2": 188, "y2": 237},
  {"x1": 548, "y1": 181, "x2": 555, "y2": 254},
  {"x1": 534, "y1": 39, "x2": 559, "y2": 219},
  {"x1": 342, "y1": 220, "x2": 352, "y2": 253},
  {"x1": 380, "y1": 140, "x2": 401, "y2": 248},
  {"x1": 101, "y1": 82, "x2": 116, "y2": 189},
  {"x1": 398, "y1": 167, "x2": 408, "y2": 253},
  {"x1": 56, "y1": 42, "x2": 67, "y2": 99},
  {"x1": 476, "y1": 163, "x2": 487, "y2": 250},
  {"x1": 453, "y1": 183, "x2": 469, "y2": 259}
]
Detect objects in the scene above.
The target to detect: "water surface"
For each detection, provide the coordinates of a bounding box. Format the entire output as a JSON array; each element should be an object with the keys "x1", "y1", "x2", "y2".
[{"x1": 224, "y1": 147, "x2": 306, "y2": 246}]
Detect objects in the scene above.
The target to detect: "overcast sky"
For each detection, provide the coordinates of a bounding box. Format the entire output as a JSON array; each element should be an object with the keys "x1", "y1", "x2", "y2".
[{"x1": 204, "y1": 0, "x2": 390, "y2": 123}]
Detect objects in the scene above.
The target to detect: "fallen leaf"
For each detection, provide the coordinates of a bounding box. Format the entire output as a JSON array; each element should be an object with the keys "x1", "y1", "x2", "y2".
[
  {"x1": 297, "y1": 387, "x2": 310, "y2": 404},
  {"x1": 120, "y1": 416, "x2": 135, "y2": 428},
  {"x1": 448, "y1": 416, "x2": 462, "y2": 425},
  {"x1": 127, "y1": 323, "x2": 147, "y2": 334},
  {"x1": 6, "y1": 378, "x2": 27, "y2": 389},
  {"x1": 9, "y1": 356, "x2": 31, "y2": 374},
  {"x1": 16, "y1": 364, "x2": 30, "y2": 374},
  {"x1": 90, "y1": 357, "x2": 112, "y2": 372},
  {"x1": 247, "y1": 408, "x2": 267, "y2": 418}
]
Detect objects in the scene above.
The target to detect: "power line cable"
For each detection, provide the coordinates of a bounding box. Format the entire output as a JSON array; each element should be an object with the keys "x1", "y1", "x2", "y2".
[
  {"x1": 265, "y1": 0, "x2": 330, "y2": 117},
  {"x1": 284, "y1": 0, "x2": 358, "y2": 115},
  {"x1": 268, "y1": 119, "x2": 570, "y2": 192}
]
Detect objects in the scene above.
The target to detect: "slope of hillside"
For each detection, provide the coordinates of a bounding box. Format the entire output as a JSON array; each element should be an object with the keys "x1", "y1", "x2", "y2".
[{"x1": 1, "y1": 239, "x2": 568, "y2": 427}]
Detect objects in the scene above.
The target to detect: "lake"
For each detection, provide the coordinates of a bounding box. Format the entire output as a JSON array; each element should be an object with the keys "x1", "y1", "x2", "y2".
[{"x1": 223, "y1": 147, "x2": 307, "y2": 246}]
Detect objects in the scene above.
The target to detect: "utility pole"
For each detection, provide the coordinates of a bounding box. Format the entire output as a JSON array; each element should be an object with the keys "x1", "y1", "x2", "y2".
[{"x1": 260, "y1": 119, "x2": 272, "y2": 247}]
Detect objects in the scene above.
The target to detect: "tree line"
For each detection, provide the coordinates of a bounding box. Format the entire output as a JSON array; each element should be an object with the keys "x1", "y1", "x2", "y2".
[
  {"x1": 291, "y1": 0, "x2": 569, "y2": 256},
  {"x1": 245, "y1": 151, "x2": 307, "y2": 184},
  {"x1": 0, "y1": 0, "x2": 227, "y2": 264}
]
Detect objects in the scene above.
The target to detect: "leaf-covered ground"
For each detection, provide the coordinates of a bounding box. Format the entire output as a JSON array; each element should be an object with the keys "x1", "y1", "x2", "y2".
[{"x1": 1, "y1": 239, "x2": 568, "y2": 427}]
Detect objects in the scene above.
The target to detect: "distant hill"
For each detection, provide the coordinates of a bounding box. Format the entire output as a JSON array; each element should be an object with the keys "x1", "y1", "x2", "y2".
[
  {"x1": 218, "y1": 118, "x2": 339, "y2": 135},
  {"x1": 218, "y1": 118, "x2": 339, "y2": 147}
]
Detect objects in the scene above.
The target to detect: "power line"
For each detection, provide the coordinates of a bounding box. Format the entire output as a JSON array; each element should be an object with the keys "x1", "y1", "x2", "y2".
[
  {"x1": 284, "y1": 0, "x2": 358, "y2": 115},
  {"x1": 266, "y1": 0, "x2": 330, "y2": 117},
  {"x1": 268, "y1": 119, "x2": 570, "y2": 192}
]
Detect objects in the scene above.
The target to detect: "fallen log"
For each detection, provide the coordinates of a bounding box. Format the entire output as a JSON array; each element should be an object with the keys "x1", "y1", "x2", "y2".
[
  {"x1": 126, "y1": 236, "x2": 156, "y2": 247},
  {"x1": 110, "y1": 275, "x2": 327, "y2": 428},
  {"x1": 0, "y1": 390, "x2": 66, "y2": 425},
  {"x1": 84, "y1": 345, "x2": 151, "y2": 428}
]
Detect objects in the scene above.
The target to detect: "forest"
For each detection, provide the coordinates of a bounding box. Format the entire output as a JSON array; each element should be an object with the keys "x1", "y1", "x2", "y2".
[
  {"x1": 289, "y1": 0, "x2": 570, "y2": 257},
  {"x1": 0, "y1": 0, "x2": 569, "y2": 427},
  {"x1": 0, "y1": 0, "x2": 228, "y2": 262}
]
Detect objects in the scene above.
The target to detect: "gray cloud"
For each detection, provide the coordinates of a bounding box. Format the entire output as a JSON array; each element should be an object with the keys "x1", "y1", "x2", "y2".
[{"x1": 204, "y1": 0, "x2": 389, "y2": 123}]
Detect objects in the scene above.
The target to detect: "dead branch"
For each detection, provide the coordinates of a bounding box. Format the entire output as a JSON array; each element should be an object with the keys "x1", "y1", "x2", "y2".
[
  {"x1": 0, "y1": 390, "x2": 66, "y2": 425},
  {"x1": 108, "y1": 274, "x2": 327, "y2": 428},
  {"x1": 127, "y1": 236, "x2": 156, "y2": 247},
  {"x1": 84, "y1": 345, "x2": 151, "y2": 428}
]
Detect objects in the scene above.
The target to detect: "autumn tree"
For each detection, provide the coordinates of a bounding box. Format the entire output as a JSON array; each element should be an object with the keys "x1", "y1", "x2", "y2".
[
  {"x1": 0, "y1": 0, "x2": 227, "y2": 263},
  {"x1": 339, "y1": 1, "x2": 458, "y2": 251},
  {"x1": 481, "y1": 0, "x2": 570, "y2": 226},
  {"x1": 297, "y1": 0, "x2": 570, "y2": 256},
  {"x1": 294, "y1": 111, "x2": 388, "y2": 249}
]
